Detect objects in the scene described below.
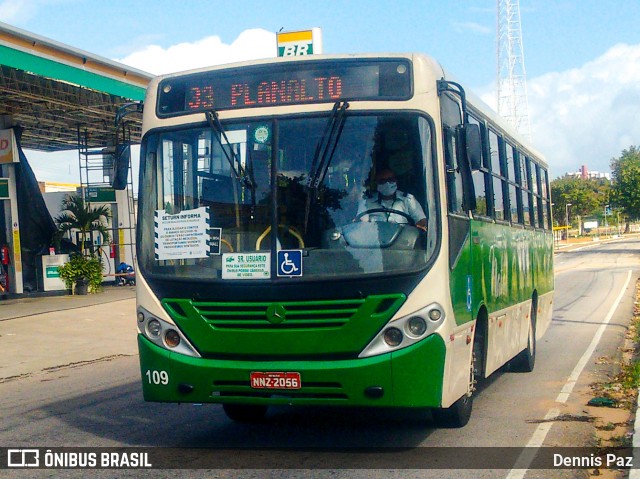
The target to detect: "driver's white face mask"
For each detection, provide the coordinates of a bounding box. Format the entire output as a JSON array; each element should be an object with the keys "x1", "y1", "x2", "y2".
[{"x1": 377, "y1": 181, "x2": 397, "y2": 197}]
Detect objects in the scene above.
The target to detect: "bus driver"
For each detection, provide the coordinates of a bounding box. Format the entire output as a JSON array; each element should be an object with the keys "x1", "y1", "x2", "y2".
[{"x1": 357, "y1": 168, "x2": 427, "y2": 231}]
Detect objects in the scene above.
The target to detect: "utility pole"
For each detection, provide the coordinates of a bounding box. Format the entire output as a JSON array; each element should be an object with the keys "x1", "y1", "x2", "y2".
[
  {"x1": 497, "y1": 0, "x2": 532, "y2": 140},
  {"x1": 565, "y1": 203, "x2": 572, "y2": 242}
]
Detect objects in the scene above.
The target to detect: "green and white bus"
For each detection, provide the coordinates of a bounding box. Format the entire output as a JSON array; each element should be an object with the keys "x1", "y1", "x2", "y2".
[{"x1": 131, "y1": 53, "x2": 554, "y2": 427}]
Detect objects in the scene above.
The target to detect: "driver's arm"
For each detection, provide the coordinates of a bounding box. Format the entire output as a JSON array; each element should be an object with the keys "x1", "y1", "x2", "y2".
[
  {"x1": 355, "y1": 197, "x2": 370, "y2": 222},
  {"x1": 406, "y1": 194, "x2": 427, "y2": 231}
]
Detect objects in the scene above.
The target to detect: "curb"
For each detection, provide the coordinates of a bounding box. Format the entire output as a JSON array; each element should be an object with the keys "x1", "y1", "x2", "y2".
[{"x1": 633, "y1": 402, "x2": 640, "y2": 479}]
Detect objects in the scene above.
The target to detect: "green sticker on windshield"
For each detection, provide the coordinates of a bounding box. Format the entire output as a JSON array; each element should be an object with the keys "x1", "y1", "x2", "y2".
[{"x1": 254, "y1": 125, "x2": 270, "y2": 144}]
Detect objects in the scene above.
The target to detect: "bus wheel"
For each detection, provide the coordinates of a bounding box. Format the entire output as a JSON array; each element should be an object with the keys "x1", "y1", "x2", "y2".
[
  {"x1": 432, "y1": 346, "x2": 476, "y2": 428},
  {"x1": 509, "y1": 306, "x2": 536, "y2": 373},
  {"x1": 222, "y1": 403, "x2": 268, "y2": 422},
  {"x1": 432, "y1": 390, "x2": 473, "y2": 428}
]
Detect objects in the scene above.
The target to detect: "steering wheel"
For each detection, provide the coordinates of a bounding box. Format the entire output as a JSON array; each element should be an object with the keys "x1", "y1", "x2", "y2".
[{"x1": 354, "y1": 208, "x2": 415, "y2": 225}]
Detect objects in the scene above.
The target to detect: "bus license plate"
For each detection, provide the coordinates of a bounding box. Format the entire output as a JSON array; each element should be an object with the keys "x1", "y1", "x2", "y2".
[{"x1": 250, "y1": 372, "x2": 301, "y2": 390}]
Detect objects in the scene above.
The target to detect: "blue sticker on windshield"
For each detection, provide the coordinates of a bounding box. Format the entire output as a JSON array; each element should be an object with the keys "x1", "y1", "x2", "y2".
[{"x1": 277, "y1": 250, "x2": 303, "y2": 277}]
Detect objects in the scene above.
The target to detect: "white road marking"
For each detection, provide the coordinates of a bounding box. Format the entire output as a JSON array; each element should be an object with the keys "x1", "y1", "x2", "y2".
[{"x1": 506, "y1": 269, "x2": 633, "y2": 479}]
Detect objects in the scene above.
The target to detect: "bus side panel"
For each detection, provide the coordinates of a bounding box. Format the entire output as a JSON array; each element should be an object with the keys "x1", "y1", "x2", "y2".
[
  {"x1": 449, "y1": 219, "x2": 473, "y2": 327},
  {"x1": 535, "y1": 290, "x2": 554, "y2": 340},
  {"x1": 471, "y1": 220, "x2": 554, "y2": 376},
  {"x1": 484, "y1": 301, "x2": 531, "y2": 376}
]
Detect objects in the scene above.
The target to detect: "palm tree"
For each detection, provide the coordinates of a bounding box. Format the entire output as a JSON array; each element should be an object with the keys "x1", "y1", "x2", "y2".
[{"x1": 55, "y1": 194, "x2": 111, "y2": 256}]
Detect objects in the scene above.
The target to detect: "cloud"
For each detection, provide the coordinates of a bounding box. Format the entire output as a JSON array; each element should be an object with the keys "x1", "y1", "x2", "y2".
[
  {"x1": 481, "y1": 43, "x2": 640, "y2": 177},
  {"x1": 452, "y1": 21, "x2": 492, "y2": 35},
  {"x1": 527, "y1": 43, "x2": 640, "y2": 176},
  {"x1": 0, "y1": 0, "x2": 61, "y2": 24},
  {"x1": 0, "y1": 0, "x2": 35, "y2": 22},
  {"x1": 117, "y1": 29, "x2": 276, "y2": 75}
]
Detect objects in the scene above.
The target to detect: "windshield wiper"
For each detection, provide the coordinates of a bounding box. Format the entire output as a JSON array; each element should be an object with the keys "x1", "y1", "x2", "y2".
[
  {"x1": 304, "y1": 101, "x2": 349, "y2": 231},
  {"x1": 307, "y1": 101, "x2": 349, "y2": 189},
  {"x1": 205, "y1": 110, "x2": 254, "y2": 190}
]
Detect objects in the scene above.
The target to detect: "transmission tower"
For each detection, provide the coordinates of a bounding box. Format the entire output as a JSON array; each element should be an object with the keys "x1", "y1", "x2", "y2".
[{"x1": 497, "y1": 0, "x2": 531, "y2": 140}]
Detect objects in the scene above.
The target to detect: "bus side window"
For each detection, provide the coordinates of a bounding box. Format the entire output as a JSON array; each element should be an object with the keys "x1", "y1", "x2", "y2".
[
  {"x1": 523, "y1": 155, "x2": 536, "y2": 227},
  {"x1": 540, "y1": 167, "x2": 552, "y2": 229},
  {"x1": 505, "y1": 142, "x2": 521, "y2": 224},
  {"x1": 469, "y1": 116, "x2": 490, "y2": 217}
]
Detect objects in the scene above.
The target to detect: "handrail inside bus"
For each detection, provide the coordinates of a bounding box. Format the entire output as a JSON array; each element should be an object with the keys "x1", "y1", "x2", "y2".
[{"x1": 256, "y1": 225, "x2": 305, "y2": 250}]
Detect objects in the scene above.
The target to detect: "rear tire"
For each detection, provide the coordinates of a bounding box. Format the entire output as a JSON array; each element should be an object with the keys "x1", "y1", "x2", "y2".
[{"x1": 222, "y1": 403, "x2": 268, "y2": 422}]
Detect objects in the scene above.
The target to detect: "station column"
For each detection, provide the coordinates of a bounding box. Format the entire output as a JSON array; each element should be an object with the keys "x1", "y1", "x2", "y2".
[{"x1": 0, "y1": 119, "x2": 24, "y2": 294}]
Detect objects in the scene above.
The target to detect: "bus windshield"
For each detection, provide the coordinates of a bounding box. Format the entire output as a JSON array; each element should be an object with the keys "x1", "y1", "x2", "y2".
[{"x1": 138, "y1": 112, "x2": 438, "y2": 281}]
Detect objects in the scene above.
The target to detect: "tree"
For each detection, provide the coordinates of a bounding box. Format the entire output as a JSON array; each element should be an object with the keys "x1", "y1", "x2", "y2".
[
  {"x1": 550, "y1": 176, "x2": 610, "y2": 226},
  {"x1": 610, "y1": 146, "x2": 640, "y2": 232},
  {"x1": 54, "y1": 195, "x2": 111, "y2": 255}
]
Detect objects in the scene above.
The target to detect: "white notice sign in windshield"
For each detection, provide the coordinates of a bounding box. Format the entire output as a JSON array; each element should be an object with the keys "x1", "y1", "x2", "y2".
[
  {"x1": 222, "y1": 253, "x2": 271, "y2": 280},
  {"x1": 154, "y1": 207, "x2": 210, "y2": 260}
]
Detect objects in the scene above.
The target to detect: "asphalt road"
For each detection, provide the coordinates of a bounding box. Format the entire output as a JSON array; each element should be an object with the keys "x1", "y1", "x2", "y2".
[{"x1": 1, "y1": 237, "x2": 639, "y2": 478}]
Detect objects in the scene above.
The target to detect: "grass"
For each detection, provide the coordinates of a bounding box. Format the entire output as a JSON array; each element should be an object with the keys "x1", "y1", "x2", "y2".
[{"x1": 620, "y1": 360, "x2": 640, "y2": 390}]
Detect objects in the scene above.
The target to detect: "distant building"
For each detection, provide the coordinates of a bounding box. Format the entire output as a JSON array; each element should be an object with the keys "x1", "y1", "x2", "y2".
[
  {"x1": 565, "y1": 165, "x2": 610, "y2": 181},
  {"x1": 37, "y1": 181, "x2": 80, "y2": 193}
]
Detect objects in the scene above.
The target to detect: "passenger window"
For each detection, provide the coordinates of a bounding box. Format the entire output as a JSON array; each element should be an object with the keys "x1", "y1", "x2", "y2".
[
  {"x1": 469, "y1": 116, "x2": 489, "y2": 217},
  {"x1": 488, "y1": 130, "x2": 506, "y2": 221}
]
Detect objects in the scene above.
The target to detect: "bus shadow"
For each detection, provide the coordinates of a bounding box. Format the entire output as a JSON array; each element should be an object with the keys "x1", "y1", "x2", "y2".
[{"x1": 38, "y1": 380, "x2": 445, "y2": 449}]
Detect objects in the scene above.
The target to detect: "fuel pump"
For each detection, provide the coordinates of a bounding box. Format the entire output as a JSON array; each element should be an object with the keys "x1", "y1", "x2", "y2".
[{"x1": 0, "y1": 244, "x2": 9, "y2": 294}]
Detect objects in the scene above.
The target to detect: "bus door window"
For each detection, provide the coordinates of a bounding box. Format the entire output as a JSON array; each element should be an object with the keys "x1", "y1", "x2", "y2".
[
  {"x1": 443, "y1": 127, "x2": 464, "y2": 215},
  {"x1": 440, "y1": 93, "x2": 465, "y2": 215}
]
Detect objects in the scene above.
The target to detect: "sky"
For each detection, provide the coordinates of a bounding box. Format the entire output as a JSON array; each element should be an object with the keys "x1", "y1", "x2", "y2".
[{"x1": 3, "y1": 0, "x2": 640, "y2": 182}]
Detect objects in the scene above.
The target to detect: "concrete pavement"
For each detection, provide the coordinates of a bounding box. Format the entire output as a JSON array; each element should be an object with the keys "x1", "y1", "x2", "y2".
[{"x1": 0, "y1": 285, "x2": 137, "y2": 381}]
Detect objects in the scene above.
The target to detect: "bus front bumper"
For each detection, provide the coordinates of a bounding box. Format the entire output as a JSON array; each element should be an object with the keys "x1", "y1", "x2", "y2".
[{"x1": 138, "y1": 334, "x2": 446, "y2": 408}]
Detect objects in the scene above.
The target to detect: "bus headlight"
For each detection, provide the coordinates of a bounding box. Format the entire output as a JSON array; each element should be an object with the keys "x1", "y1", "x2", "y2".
[
  {"x1": 147, "y1": 319, "x2": 162, "y2": 338},
  {"x1": 428, "y1": 309, "x2": 442, "y2": 321},
  {"x1": 137, "y1": 307, "x2": 201, "y2": 358},
  {"x1": 407, "y1": 316, "x2": 427, "y2": 336},
  {"x1": 383, "y1": 327, "x2": 403, "y2": 347},
  {"x1": 165, "y1": 329, "x2": 181, "y2": 348},
  {"x1": 359, "y1": 303, "x2": 446, "y2": 358}
]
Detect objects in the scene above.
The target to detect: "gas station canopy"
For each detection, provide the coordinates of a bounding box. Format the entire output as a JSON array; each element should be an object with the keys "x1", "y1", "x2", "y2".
[{"x1": 0, "y1": 21, "x2": 153, "y2": 151}]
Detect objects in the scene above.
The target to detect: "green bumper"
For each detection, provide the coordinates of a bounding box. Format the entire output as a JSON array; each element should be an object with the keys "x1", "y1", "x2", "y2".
[{"x1": 138, "y1": 333, "x2": 446, "y2": 408}]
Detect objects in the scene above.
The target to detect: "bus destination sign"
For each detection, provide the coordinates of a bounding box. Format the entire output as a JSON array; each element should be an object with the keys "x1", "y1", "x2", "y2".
[{"x1": 157, "y1": 59, "x2": 412, "y2": 116}]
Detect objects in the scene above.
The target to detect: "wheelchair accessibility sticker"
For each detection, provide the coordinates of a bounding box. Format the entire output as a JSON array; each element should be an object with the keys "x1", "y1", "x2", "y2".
[{"x1": 277, "y1": 250, "x2": 303, "y2": 277}]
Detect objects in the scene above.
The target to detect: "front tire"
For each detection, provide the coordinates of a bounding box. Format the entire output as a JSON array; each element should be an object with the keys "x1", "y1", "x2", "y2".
[
  {"x1": 433, "y1": 331, "x2": 479, "y2": 428},
  {"x1": 222, "y1": 403, "x2": 268, "y2": 422},
  {"x1": 432, "y1": 391, "x2": 473, "y2": 428}
]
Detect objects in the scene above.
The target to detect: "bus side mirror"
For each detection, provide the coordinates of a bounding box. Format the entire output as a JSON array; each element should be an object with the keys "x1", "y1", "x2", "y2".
[
  {"x1": 463, "y1": 124, "x2": 482, "y2": 170},
  {"x1": 111, "y1": 144, "x2": 130, "y2": 190},
  {"x1": 455, "y1": 125, "x2": 478, "y2": 212}
]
